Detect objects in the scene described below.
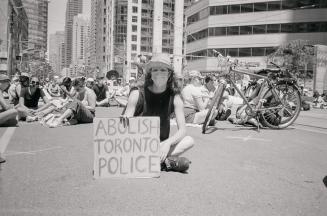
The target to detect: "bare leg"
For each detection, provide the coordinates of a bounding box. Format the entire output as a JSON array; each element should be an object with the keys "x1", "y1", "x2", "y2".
[
  {"x1": 0, "y1": 109, "x2": 18, "y2": 126},
  {"x1": 49, "y1": 109, "x2": 73, "y2": 128},
  {"x1": 96, "y1": 98, "x2": 109, "y2": 107},
  {"x1": 167, "y1": 136, "x2": 194, "y2": 157},
  {"x1": 193, "y1": 109, "x2": 218, "y2": 124}
]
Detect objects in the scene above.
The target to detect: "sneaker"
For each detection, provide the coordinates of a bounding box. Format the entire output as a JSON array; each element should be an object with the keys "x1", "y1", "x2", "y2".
[
  {"x1": 220, "y1": 108, "x2": 232, "y2": 121},
  {"x1": 0, "y1": 157, "x2": 6, "y2": 164},
  {"x1": 162, "y1": 156, "x2": 191, "y2": 173},
  {"x1": 208, "y1": 119, "x2": 217, "y2": 126}
]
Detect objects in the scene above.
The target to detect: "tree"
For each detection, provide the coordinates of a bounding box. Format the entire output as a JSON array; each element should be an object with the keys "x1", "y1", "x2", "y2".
[{"x1": 268, "y1": 40, "x2": 314, "y2": 79}]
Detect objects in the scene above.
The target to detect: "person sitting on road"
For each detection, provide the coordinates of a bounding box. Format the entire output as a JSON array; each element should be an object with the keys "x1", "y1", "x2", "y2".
[
  {"x1": 0, "y1": 74, "x2": 18, "y2": 164},
  {"x1": 181, "y1": 70, "x2": 218, "y2": 124},
  {"x1": 8, "y1": 75, "x2": 21, "y2": 106},
  {"x1": 59, "y1": 77, "x2": 76, "y2": 100},
  {"x1": 48, "y1": 77, "x2": 96, "y2": 127},
  {"x1": 0, "y1": 74, "x2": 18, "y2": 127},
  {"x1": 47, "y1": 80, "x2": 61, "y2": 97},
  {"x1": 16, "y1": 76, "x2": 50, "y2": 121},
  {"x1": 115, "y1": 77, "x2": 136, "y2": 107},
  {"x1": 122, "y1": 53, "x2": 194, "y2": 172},
  {"x1": 93, "y1": 74, "x2": 110, "y2": 107},
  {"x1": 86, "y1": 77, "x2": 95, "y2": 89}
]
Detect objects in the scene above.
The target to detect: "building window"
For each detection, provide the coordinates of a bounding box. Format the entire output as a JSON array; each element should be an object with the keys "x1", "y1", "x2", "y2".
[
  {"x1": 103, "y1": 46, "x2": 106, "y2": 52},
  {"x1": 227, "y1": 48, "x2": 238, "y2": 56},
  {"x1": 241, "y1": 3, "x2": 253, "y2": 13},
  {"x1": 132, "y1": 35, "x2": 137, "y2": 41},
  {"x1": 227, "y1": 26, "x2": 239, "y2": 35},
  {"x1": 267, "y1": 24, "x2": 280, "y2": 33},
  {"x1": 253, "y1": 25, "x2": 266, "y2": 34},
  {"x1": 268, "y1": 1, "x2": 281, "y2": 11},
  {"x1": 132, "y1": 16, "x2": 137, "y2": 22},
  {"x1": 252, "y1": 47, "x2": 265, "y2": 56},
  {"x1": 228, "y1": 4, "x2": 240, "y2": 14},
  {"x1": 132, "y1": 44, "x2": 137, "y2": 51},
  {"x1": 239, "y1": 48, "x2": 252, "y2": 57},
  {"x1": 240, "y1": 26, "x2": 252, "y2": 35},
  {"x1": 132, "y1": 25, "x2": 137, "y2": 32},
  {"x1": 210, "y1": 6, "x2": 228, "y2": 15},
  {"x1": 133, "y1": 0, "x2": 138, "y2": 3},
  {"x1": 132, "y1": 6, "x2": 138, "y2": 13},
  {"x1": 253, "y1": 2, "x2": 267, "y2": 11},
  {"x1": 281, "y1": 23, "x2": 294, "y2": 33}
]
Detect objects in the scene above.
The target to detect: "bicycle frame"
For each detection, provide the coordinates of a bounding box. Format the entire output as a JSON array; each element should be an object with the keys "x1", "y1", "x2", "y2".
[{"x1": 225, "y1": 67, "x2": 287, "y2": 115}]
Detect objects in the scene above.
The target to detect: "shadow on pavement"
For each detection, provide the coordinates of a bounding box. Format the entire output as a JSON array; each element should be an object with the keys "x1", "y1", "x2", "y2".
[{"x1": 323, "y1": 176, "x2": 327, "y2": 188}]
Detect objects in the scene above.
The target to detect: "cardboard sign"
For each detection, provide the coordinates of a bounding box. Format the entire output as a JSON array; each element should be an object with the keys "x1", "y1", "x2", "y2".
[{"x1": 93, "y1": 117, "x2": 161, "y2": 179}]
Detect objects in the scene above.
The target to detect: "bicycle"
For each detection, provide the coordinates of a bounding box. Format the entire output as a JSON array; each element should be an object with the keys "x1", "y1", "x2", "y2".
[{"x1": 202, "y1": 54, "x2": 302, "y2": 134}]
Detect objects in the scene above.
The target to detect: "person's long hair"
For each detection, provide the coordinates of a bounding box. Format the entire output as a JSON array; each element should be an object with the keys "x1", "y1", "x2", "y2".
[
  {"x1": 140, "y1": 68, "x2": 181, "y2": 95},
  {"x1": 72, "y1": 77, "x2": 85, "y2": 88}
]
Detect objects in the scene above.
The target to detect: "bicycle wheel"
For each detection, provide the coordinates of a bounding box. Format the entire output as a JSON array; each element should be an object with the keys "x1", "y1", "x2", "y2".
[
  {"x1": 260, "y1": 83, "x2": 301, "y2": 129},
  {"x1": 202, "y1": 84, "x2": 226, "y2": 134}
]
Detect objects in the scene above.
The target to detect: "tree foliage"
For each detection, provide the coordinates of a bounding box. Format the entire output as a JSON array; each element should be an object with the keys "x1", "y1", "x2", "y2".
[{"x1": 268, "y1": 40, "x2": 314, "y2": 78}]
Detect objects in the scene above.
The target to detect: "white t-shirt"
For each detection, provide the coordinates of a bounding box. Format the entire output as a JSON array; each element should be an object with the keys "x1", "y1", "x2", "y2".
[{"x1": 181, "y1": 84, "x2": 206, "y2": 110}]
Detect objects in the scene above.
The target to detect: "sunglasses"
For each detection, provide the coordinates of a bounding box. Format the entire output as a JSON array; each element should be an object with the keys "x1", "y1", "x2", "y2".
[{"x1": 31, "y1": 81, "x2": 40, "y2": 85}]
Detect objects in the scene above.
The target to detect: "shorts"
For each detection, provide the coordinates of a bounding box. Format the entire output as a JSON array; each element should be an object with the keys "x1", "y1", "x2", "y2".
[{"x1": 184, "y1": 107, "x2": 197, "y2": 123}]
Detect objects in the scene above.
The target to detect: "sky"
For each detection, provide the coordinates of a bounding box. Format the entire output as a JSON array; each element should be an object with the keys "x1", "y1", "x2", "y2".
[{"x1": 48, "y1": 0, "x2": 91, "y2": 35}]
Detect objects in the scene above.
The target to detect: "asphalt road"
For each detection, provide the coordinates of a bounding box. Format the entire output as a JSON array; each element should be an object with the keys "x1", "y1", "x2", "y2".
[{"x1": 0, "y1": 107, "x2": 326, "y2": 216}]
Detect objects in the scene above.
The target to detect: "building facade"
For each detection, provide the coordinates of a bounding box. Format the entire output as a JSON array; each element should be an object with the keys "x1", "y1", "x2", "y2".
[
  {"x1": 185, "y1": 0, "x2": 327, "y2": 72},
  {"x1": 72, "y1": 14, "x2": 88, "y2": 67},
  {"x1": 22, "y1": 0, "x2": 48, "y2": 57},
  {"x1": 64, "y1": 0, "x2": 83, "y2": 68},
  {"x1": 0, "y1": 0, "x2": 29, "y2": 76},
  {"x1": 49, "y1": 31, "x2": 65, "y2": 75}
]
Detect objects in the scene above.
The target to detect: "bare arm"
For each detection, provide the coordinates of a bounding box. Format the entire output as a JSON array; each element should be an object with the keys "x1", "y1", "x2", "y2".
[
  {"x1": 161, "y1": 95, "x2": 186, "y2": 148},
  {"x1": 84, "y1": 90, "x2": 96, "y2": 111},
  {"x1": 123, "y1": 90, "x2": 140, "y2": 117},
  {"x1": 194, "y1": 96, "x2": 210, "y2": 111},
  {"x1": 0, "y1": 91, "x2": 10, "y2": 111}
]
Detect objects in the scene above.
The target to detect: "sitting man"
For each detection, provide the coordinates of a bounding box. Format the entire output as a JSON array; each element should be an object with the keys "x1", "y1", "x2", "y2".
[
  {"x1": 0, "y1": 74, "x2": 18, "y2": 127},
  {"x1": 49, "y1": 77, "x2": 96, "y2": 127},
  {"x1": 181, "y1": 70, "x2": 217, "y2": 124},
  {"x1": 0, "y1": 74, "x2": 18, "y2": 164},
  {"x1": 17, "y1": 76, "x2": 50, "y2": 120},
  {"x1": 93, "y1": 74, "x2": 110, "y2": 107}
]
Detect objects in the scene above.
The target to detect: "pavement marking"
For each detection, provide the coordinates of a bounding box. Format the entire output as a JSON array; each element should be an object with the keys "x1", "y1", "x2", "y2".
[
  {"x1": 226, "y1": 135, "x2": 272, "y2": 142},
  {"x1": 4, "y1": 146, "x2": 62, "y2": 157},
  {"x1": 0, "y1": 127, "x2": 16, "y2": 154}
]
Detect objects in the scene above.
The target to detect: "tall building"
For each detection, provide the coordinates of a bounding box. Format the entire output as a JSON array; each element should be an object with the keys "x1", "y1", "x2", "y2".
[
  {"x1": 22, "y1": 0, "x2": 49, "y2": 57},
  {"x1": 71, "y1": 14, "x2": 89, "y2": 77},
  {"x1": 185, "y1": 0, "x2": 327, "y2": 72},
  {"x1": 0, "y1": 0, "x2": 29, "y2": 76},
  {"x1": 112, "y1": 0, "x2": 191, "y2": 79},
  {"x1": 89, "y1": 0, "x2": 98, "y2": 73},
  {"x1": 49, "y1": 31, "x2": 65, "y2": 75},
  {"x1": 64, "y1": 0, "x2": 83, "y2": 68}
]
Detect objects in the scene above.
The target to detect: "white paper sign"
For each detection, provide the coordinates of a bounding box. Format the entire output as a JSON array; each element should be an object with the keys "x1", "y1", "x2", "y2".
[{"x1": 93, "y1": 117, "x2": 161, "y2": 179}]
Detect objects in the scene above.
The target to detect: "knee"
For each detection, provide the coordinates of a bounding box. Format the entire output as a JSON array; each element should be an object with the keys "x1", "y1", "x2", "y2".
[{"x1": 183, "y1": 136, "x2": 195, "y2": 149}]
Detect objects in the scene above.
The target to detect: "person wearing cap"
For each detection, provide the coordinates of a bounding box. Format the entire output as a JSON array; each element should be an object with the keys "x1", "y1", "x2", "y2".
[
  {"x1": 181, "y1": 70, "x2": 218, "y2": 124},
  {"x1": 86, "y1": 77, "x2": 95, "y2": 89},
  {"x1": 122, "y1": 53, "x2": 194, "y2": 172},
  {"x1": 93, "y1": 74, "x2": 110, "y2": 107}
]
